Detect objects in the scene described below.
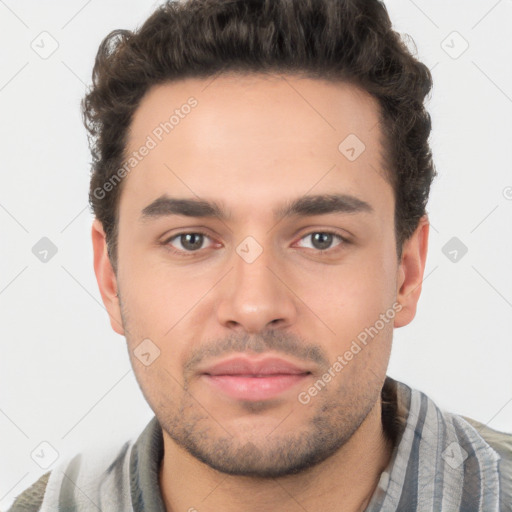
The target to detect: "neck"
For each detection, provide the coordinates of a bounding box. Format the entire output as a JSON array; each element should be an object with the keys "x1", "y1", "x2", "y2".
[{"x1": 159, "y1": 398, "x2": 393, "y2": 512}]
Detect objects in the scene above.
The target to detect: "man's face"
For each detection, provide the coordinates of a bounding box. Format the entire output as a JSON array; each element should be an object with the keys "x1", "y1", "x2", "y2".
[{"x1": 104, "y1": 74, "x2": 405, "y2": 477}]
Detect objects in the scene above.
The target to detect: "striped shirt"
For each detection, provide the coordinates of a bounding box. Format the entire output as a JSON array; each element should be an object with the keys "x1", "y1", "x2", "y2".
[{"x1": 8, "y1": 377, "x2": 512, "y2": 511}]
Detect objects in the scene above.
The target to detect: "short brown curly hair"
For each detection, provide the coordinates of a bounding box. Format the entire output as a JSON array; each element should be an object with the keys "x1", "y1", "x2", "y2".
[{"x1": 82, "y1": 0, "x2": 436, "y2": 271}]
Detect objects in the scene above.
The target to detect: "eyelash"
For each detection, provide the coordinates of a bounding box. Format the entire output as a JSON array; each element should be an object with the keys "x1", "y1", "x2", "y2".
[{"x1": 161, "y1": 230, "x2": 350, "y2": 257}]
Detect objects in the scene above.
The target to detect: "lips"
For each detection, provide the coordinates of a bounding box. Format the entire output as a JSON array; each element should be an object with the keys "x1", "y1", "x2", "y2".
[
  {"x1": 200, "y1": 356, "x2": 312, "y2": 401},
  {"x1": 203, "y1": 356, "x2": 311, "y2": 376}
]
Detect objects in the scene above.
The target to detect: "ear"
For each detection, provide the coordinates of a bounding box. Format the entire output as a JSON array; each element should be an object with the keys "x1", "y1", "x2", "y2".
[
  {"x1": 91, "y1": 218, "x2": 125, "y2": 335},
  {"x1": 394, "y1": 215, "x2": 430, "y2": 328}
]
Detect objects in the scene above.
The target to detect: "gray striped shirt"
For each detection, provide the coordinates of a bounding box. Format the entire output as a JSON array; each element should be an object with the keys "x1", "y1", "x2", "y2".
[{"x1": 9, "y1": 377, "x2": 512, "y2": 511}]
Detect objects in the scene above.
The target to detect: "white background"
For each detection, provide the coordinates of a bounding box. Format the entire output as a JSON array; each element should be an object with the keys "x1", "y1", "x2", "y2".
[{"x1": 1, "y1": 0, "x2": 511, "y2": 508}]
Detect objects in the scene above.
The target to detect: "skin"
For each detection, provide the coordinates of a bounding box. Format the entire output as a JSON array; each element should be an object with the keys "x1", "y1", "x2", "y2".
[{"x1": 92, "y1": 73, "x2": 429, "y2": 512}]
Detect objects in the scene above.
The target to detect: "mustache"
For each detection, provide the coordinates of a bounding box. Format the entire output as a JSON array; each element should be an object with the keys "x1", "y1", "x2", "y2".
[{"x1": 183, "y1": 330, "x2": 329, "y2": 375}]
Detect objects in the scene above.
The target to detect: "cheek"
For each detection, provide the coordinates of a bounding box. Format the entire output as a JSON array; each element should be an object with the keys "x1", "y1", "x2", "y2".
[
  {"x1": 321, "y1": 263, "x2": 395, "y2": 381},
  {"x1": 296, "y1": 250, "x2": 397, "y2": 337},
  {"x1": 118, "y1": 255, "x2": 213, "y2": 374},
  {"x1": 118, "y1": 250, "x2": 190, "y2": 332}
]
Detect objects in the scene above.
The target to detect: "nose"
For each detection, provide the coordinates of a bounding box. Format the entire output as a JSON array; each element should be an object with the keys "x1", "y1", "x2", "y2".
[{"x1": 216, "y1": 240, "x2": 298, "y2": 334}]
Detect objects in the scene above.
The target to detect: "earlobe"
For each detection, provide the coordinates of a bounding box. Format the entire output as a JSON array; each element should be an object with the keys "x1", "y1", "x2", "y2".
[
  {"x1": 394, "y1": 215, "x2": 430, "y2": 328},
  {"x1": 91, "y1": 219, "x2": 125, "y2": 336}
]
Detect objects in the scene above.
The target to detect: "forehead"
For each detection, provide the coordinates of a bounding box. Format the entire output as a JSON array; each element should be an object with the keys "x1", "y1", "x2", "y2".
[{"x1": 120, "y1": 73, "x2": 391, "y2": 219}]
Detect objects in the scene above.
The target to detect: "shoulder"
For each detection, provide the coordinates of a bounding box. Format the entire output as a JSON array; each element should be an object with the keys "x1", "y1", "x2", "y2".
[
  {"x1": 6, "y1": 440, "x2": 133, "y2": 512},
  {"x1": 460, "y1": 415, "x2": 512, "y2": 464},
  {"x1": 6, "y1": 471, "x2": 51, "y2": 512},
  {"x1": 392, "y1": 379, "x2": 511, "y2": 510},
  {"x1": 5, "y1": 418, "x2": 160, "y2": 512},
  {"x1": 461, "y1": 414, "x2": 512, "y2": 448},
  {"x1": 460, "y1": 415, "x2": 512, "y2": 510}
]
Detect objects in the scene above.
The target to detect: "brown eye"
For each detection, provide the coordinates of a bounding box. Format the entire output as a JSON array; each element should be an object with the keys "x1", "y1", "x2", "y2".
[
  {"x1": 296, "y1": 231, "x2": 346, "y2": 252},
  {"x1": 178, "y1": 233, "x2": 205, "y2": 251},
  {"x1": 165, "y1": 232, "x2": 213, "y2": 253}
]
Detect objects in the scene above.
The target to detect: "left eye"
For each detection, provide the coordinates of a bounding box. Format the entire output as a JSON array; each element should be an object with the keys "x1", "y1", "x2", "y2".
[
  {"x1": 295, "y1": 231, "x2": 345, "y2": 251},
  {"x1": 166, "y1": 232, "x2": 212, "y2": 252}
]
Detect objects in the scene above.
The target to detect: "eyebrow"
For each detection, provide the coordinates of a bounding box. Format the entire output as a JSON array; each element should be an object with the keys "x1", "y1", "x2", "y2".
[{"x1": 139, "y1": 193, "x2": 373, "y2": 222}]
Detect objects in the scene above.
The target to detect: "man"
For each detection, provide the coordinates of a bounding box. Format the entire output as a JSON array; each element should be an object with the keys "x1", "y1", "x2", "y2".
[{"x1": 9, "y1": 0, "x2": 511, "y2": 510}]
